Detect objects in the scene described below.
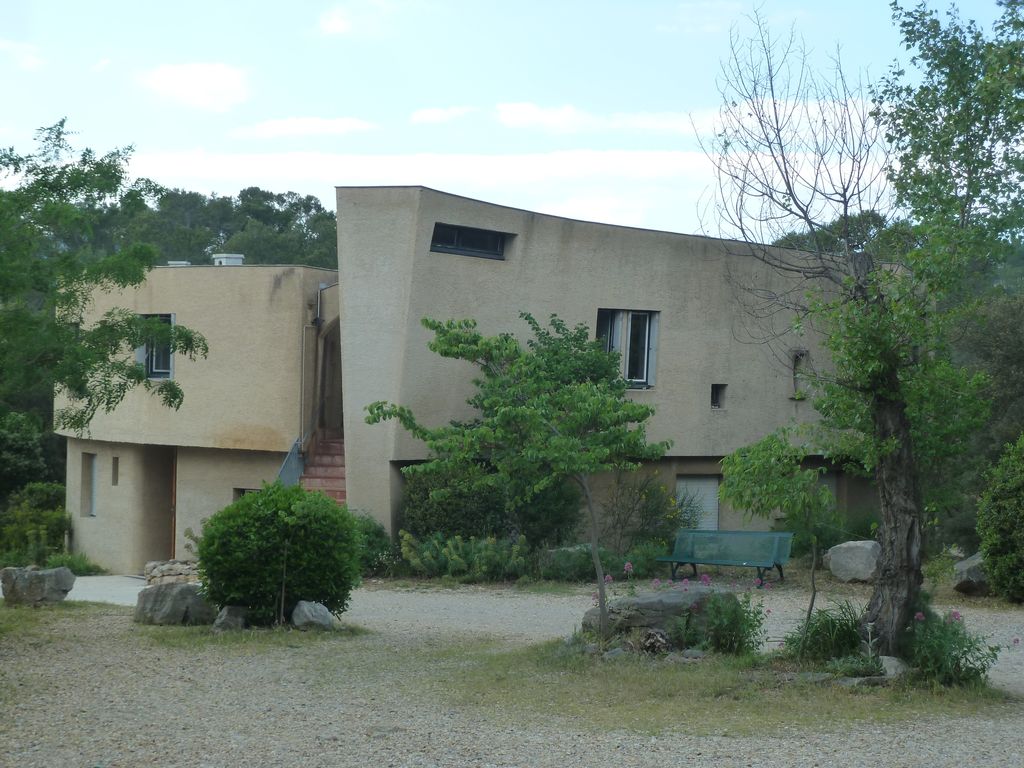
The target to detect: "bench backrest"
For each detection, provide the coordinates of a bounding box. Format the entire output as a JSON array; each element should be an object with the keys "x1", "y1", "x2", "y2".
[{"x1": 670, "y1": 529, "x2": 794, "y2": 566}]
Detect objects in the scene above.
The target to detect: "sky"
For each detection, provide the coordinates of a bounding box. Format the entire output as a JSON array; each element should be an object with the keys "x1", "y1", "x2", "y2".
[{"x1": 0, "y1": 0, "x2": 1004, "y2": 236}]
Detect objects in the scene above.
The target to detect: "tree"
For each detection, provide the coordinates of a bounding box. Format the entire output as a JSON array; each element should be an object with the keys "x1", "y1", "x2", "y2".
[
  {"x1": 720, "y1": 431, "x2": 836, "y2": 656},
  {"x1": 704, "y1": 4, "x2": 1023, "y2": 654},
  {"x1": 366, "y1": 313, "x2": 669, "y2": 636},
  {"x1": 0, "y1": 121, "x2": 209, "y2": 433}
]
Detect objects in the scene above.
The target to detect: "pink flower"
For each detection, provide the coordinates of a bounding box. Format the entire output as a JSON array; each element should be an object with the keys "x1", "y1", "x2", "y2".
[
  {"x1": 950, "y1": 610, "x2": 962, "y2": 622},
  {"x1": 764, "y1": 581, "x2": 774, "y2": 590},
  {"x1": 681, "y1": 578, "x2": 689, "y2": 587},
  {"x1": 651, "y1": 578, "x2": 662, "y2": 589},
  {"x1": 754, "y1": 578, "x2": 763, "y2": 587},
  {"x1": 604, "y1": 574, "x2": 613, "y2": 584},
  {"x1": 699, "y1": 574, "x2": 711, "y2": 586},
  {"x1": 914, "y1": 611, "x2": 926, "y2": 622},
  {"x1": 765, "y1": 608, "x2": 772, "y2": 615},
  {"x1": 624, "y1": 561, "x2": 634, "y2": 575},
  {"x1": 1013, "y1": 637, "x2": 1020, "y2": 646}
]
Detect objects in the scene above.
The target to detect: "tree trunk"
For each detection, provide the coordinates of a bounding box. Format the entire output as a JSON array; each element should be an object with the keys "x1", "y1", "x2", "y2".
[
  {"x1": 863, "y1": 388, "x2": 923, "y2": 657},
  {"x1": 579, "y1": 474, "x2": 610, "y2": 638}
]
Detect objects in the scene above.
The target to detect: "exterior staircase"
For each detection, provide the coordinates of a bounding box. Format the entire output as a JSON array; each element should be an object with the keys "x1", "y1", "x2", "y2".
[{"x1": 300, "y1": 431, "x2": 346, "y2": 505}]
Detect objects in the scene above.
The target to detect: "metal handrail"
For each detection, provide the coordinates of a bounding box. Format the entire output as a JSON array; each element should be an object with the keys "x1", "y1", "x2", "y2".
[{"x1": 277, "y1": 439, "x2": 304, "y2": 487}]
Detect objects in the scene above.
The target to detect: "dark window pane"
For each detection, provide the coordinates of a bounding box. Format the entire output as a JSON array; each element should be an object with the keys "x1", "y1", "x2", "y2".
[
  {"x1": 626, "y1": 312, "x2": 649, "y2": 381},
  {"x1": 431, "y1": 223, "x2": 459, "y2": 249},
  {"x1": 596, "y1": 309, "x2": 614, "y2": 352},
  {"x1": 430, "y1": 223, "x2": 507, "y2": 259}
]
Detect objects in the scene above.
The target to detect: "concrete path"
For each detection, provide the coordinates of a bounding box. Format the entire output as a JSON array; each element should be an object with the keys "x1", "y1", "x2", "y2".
[{"x1": 68, "y1": 575, "x2": 147, "y2": 606}]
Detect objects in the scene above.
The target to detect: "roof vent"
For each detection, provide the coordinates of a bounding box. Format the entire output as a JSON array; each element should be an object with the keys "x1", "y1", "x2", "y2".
[
  {"x1": 212, "y1": 253, "x2": 245, "y2": 266},
  {"x1": 166, "y1": 260, "x2": 191, "y2": 267}
]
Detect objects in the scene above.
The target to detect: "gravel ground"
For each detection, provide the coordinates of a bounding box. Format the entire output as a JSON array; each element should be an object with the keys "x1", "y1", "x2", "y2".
[{"x1": 2, "y1": 579, "x2": 1023, "y2": 768}]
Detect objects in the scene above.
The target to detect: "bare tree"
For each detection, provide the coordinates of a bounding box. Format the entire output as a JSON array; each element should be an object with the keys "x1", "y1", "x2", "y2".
[{"x1": 702, "y1": 9, "x2": 1015, "y2": 655}]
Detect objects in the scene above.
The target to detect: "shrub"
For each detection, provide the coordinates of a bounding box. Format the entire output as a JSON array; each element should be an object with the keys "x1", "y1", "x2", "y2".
[
  {"x1": 784, "y1": 600, "x2": 863, "y2": 661},
  {"x1": 353, "y1": 513, "x2": 397, "y2": 577},
  {"x1": 399, "y1": 531, "x2": 530, "y2": 582},
  {"x1": 976, "y1": 435, "x2": 1024, "y2": 602},
  {"x1": 535, "y1": 544, "x2": 632, "y2": 582},
  {"x1": 903, "y1": 608, "x2": 999, "y2": 686},
  {"x1": 622, "y1": 540, "x2": 670, "y2": 579},
  {"x1": 600, "y1": 473, "x2": 686, "y2": 554},
  {"x1": 197, "y1": 482, "x2": 361, "y2": 625},
  {"x1": 669, "y1": 592, "x2": 766, "y2": 654},
  {"x1": 0, "y1": 482, "x2": 68, "y2": 565},
  {"x1": 399, "y1": 465, "x2": 581, "y2": 548},
  {"x1": 45, "y1": 551, "x2": 107, "y2": 575}
]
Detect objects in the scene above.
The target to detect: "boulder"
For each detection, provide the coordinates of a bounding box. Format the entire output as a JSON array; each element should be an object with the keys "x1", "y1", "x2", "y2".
[
  {"x1": 291, "y1": 600, "x2": 334, "y2": 630},
  {"x1": 144, "y1": 559, "x2": 200, "y2": 586},
  {"x1": 953, "y1": 552, "x2": 989, "y2": 596},
  {"x1": 0, "y1": 566, "x2": 76, "y2": 606},
  {"x1": 212, "y1": 606, "x2": 248, "y2": 633},
  {"x1": 582, "y1": 587, "x2": 718, "y2": 633},
  {"x1": 826, "y1": 541, "x2": 881, "y2": 583},
  {"x1": 879, "y1": 655, "x2": 910, "y2": 679},
  {"x1": 134, "y1": 583, "x2": 217, "y2": 625}
]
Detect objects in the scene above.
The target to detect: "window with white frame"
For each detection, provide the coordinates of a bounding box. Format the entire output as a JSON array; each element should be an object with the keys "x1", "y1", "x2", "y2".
[
  {"x1": 139, "y1": 314, "x2": 173, "y2": 379},
  {"x1": 596, "y1": 308, "x2": 659, "y2": 387}
]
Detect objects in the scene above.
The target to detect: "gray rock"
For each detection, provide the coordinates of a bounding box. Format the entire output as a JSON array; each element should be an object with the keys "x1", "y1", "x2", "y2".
[
  {"x1": 581, "y1": 586, "x2": 718, "y2": 633},
  {"x1": 826, "y1": 541, "x2": 881, "y2": 583},
  {"x1": 133, "y1": 583, "x2": 217, "y2": 626},
  {"x1": 212, "y1": 606, "x2": 248, "y2": 633},
  {"x1": 836, "y1": 675, "x2": 889, "y2": 688},
  {"x1": 602, "y1": 647, "x2": 626, "y2": 660},
  {"x1": 879, "y1": 655, "x2": 910, "y2": 678},
  {"x1": 0, "y1": 566, "x2": 76, "y2": 606},
  {"x1": 953, "y1": 552, "x2": 989, "y2": 596},
  {"x1": 291, "y1": 600, "x2": 334, "y2": 630},
  {"x1": 681, "y1": 648, "x2": 706, "y2": 659}
]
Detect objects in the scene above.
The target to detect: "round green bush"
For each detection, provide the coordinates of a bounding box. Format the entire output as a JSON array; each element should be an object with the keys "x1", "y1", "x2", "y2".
[
  {"x1": 197, "y1": 482, "x2": 361, "y2": 625},
  {"x1": 353, "y1": 513, "x2": 396, "y2": 576},
  {"x1": 977, "y1": 435, "x2": 1024, "y2": 602}
]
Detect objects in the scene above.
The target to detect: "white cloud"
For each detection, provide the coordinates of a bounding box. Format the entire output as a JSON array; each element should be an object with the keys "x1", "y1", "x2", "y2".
[
  {"x1": 495, "y1": 103, "x2": 694, "y2": 135},
  {"x1": 318, "y1": 2, "x2": 396, "y2": 36},
  {"x1": 410, "y1": 106, "x2": 476, "y2": 125},
  {"x1": 231, "y1": 117, "x2": 375, "y2": 139},
  {"x1": 91, "y1": 57, "x2": 112, "y2": 73},
  {"x1": 137, "y1": 63, "x2": 249, "y2": 112},
  {"x1": 0, "y1": 39, "x2": 43, "y2": 70},
  {"x1": 318, "y1": 8, "x2": 352, "y2": 35}
]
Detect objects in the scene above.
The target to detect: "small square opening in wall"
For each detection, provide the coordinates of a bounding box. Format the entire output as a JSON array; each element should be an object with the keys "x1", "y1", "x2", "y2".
[
  {"x1": 111, "y1": 456, "x2": 119, "y2": 487},
  {"x1": 711, "y1": 383, "x2": 727, "y2": 409},
  {"x1": 233, "y1": 488, "x2": 260, "y2": 501}
]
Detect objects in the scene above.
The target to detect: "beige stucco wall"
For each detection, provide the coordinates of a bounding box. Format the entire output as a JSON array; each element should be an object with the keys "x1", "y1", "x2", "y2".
[
  {"x1": 57, "y1": 264, "x2": 338, "y2": 453},
  {"x1": 173, "y1": 447, "x2": 285, "y2": 558},
  {"x1": 66, "y1": 438, "x2": 174, "y2": 574},
  {"x1": 337, "y1": 187, "x2": 826, "y2": 530}
]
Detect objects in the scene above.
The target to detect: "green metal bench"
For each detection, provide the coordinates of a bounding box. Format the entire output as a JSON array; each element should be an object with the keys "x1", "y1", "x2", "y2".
[{"x1": 656, "y1": 530, "x2": 794, "y2": 584}]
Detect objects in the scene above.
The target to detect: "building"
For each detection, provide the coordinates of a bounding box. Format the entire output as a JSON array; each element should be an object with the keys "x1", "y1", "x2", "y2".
[
  {"x1": 336, "y1": 186, "x2": 872, "y2": 533},
  {"x1": 62, "y1": 187, "x2": 873, "y2": 573},
  {"x1": 59, "y1": 261, "x2": 342, "y2": 574}
]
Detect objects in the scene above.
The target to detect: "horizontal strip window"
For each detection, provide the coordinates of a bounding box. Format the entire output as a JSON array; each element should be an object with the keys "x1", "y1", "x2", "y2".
[{"x1": 430, "y1": 223, "x2": 510, "y2": 260}]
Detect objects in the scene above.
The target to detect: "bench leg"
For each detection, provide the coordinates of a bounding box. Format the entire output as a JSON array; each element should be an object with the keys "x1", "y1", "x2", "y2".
[
  {"x1": 776, "y1": 563, "x2": 785, "y2": 581},
  {"x1": 670, "y1": 562, "x2": 679, "y2": 580},
  {"x1": 756, "y1": 567, "x2": 767, "y2": 587},
  {"x1": 690, "y1": 563, "x2": 698, "y2": 579}
]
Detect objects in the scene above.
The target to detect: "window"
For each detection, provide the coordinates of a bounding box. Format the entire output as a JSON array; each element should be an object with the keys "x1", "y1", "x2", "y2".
[
  {"x1": 430, "y1": 222, "x2": 509, "y2": 260},
  {"x1": 111, "y1": 456, "x2": 119, "y2": 487},
  {"x1": 711, "y1": 383, "x2": 726, "y2": 409},
  {"x1": 233, "y1": 488, "x2": 261, "y2": 501},
  {"x1": 596, "y1": 309, "x2": 659, "y2": 387},
  {"x1": 81, "y1": 452, "x2": 96, "y2": 517},
  {"x1": 139, "y1": 314, "x2": 173, "y2": 379},
  {"x1": 676, "y1": 476, "x2": 720, "y2": 530}
]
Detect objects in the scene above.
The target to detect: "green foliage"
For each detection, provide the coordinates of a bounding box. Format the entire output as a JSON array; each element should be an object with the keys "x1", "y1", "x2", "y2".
[
  {"x1": 976, "y1": 434, "x2": 1024, "y2": 602},
  {"x1": 783, "y1": 601, "x2": 863, "y2": 662},
  {"x1": 0, "y1": 121, "x2": 209, "y2": 432},
  {"x1": 196, "y1": 482, "x2": 361, "y2": 625},
  {"x1": 0, "y1": 413, "x2": 49, "y2": 505},
  {"x1": 398, "y1": 530, "x2": 530, "y2": 582},
  {"x1": 367, "y1": 312, "x2": 669, "y2": 634},
  {"x1": 352, "y1": 513, "x2": 397, "y2": 577},
  {"x1": 600, "y1": 472, "x2": 689, "y2": 554},
  {"x1": 399, "y1": 463, "x2": 580, "y2": 546},
  {"x1": 824, "y1": 655, "x2": 884, "y2": 678},
  {"x1": 0, "y1": 482, "x2": 68, "y2": 565},
  {"x1": 721, "y1": 431, "x2": 837, "y2": 557},
  {"x1": 922, "y1": 549, "x2": 957, "y2": 587},
  {"x1": 669, "y1": 592, "x2": 766, "y2": 655},
  {"x1": 44, "y1": 551, "x2": 106, "y2": 575},
  {"x1": 903, "y1": 607, "x2": 999, "y2": 687}
]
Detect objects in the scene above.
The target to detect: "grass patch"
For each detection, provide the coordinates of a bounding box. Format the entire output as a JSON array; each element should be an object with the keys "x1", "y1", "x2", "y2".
[
  {"x1": 0, "y1": 600, "x2": 104, "y2": 638},
  {"x1": 135, "y1": 621, "x2": 371, "y2": 650},
  {"x1": 440, "y1": 639, "x2": 1014, "y2": 736}
]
